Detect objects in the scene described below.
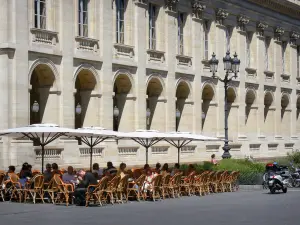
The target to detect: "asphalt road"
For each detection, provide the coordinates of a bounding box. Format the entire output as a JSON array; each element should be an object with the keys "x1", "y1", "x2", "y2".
[{"x1": 0, "y1": 190, "x2": 299, "y2": 225}]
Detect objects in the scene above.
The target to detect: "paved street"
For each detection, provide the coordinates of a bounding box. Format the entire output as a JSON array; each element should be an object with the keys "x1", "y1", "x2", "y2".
[{"x1": 0, "y1": 190, "x2": 299, "y2": 225}]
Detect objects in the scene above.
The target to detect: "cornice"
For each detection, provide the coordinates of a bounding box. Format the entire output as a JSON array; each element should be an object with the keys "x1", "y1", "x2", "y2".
[{"x1": 247, "y1": 0, "x2": 300, "y2": 20}]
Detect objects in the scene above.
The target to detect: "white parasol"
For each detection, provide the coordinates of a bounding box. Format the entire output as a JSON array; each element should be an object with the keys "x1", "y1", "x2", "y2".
[{"x1": 0, "y1": 123, "x2": 93, "y2": 172}]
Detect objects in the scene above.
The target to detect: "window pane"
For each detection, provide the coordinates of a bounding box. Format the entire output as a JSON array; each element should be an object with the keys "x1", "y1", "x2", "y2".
[
  {"x1": 40, "y1": 1, "x2": 46, "y2": 17},
  {"x1": 40, "y1": 16, "x2": 46, "y2": 29},
  {"x1": 83, "y1": 12, "x2": 88, "y2": 25},
  {"x1": 83, "y1": 0, "x2": 88, "y2": 11},
  {"x1": 120, "y1": 32, "x2": 124, "y2": 44},
  {"x1": 34, "y1": 0, "x2": 38, "y2": 15},
  {"x1": 34, "y1": 15, "x2": 38, "y2": 28},
  {"x1": 83, "y1": 24, "x2": 88, "y2": 37}
]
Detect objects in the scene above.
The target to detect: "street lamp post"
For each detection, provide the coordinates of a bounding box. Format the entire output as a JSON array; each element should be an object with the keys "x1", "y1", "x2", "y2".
[
  {"x1": 175, "y1": 108, "x2": 181, "y2": 131},
  {"x1": 208, "y1": 51, "x2": 240, "y2": 159}
]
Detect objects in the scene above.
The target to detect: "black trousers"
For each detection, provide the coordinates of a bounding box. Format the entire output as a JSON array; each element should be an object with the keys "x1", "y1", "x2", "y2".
[{"x1": 74, "y1": 188, "x2": 86, "y2": 206}]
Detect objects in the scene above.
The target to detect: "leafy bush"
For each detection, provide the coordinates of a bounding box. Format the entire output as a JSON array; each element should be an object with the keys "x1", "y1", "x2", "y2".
[
  {"x1": 179, "y1": 159, "x2": 265, "y2": 185},
  {"x1": 287, "y1": 151, "x2": 300, "y2": 165}
]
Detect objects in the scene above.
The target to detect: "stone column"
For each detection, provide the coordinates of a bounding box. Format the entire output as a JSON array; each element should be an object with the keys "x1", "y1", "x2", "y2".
[
  {"x1": 165, "y1": 5, "x2": 177, "y2": 132},
  {"x1": 60, "y1": 0, "x2": 75, "y2": 128},
  {"x1": 134, "y1": 1, "x2": 147, "y2": 130},
  {"x1": 290, "y1": 43, "x2": 298, "y2": 140},
  {"x1": 274, "y1": 39, "x2": 283, "y2": 139},
  {"x1": 99, "y1": 0, "x2": 113, "y2": 129},
  {"x1": 236, "y1": 28, "x2": 247, "y2": 140},
  {"x1": 191, "y1": 12, "x2": 203, "y2": 133}
]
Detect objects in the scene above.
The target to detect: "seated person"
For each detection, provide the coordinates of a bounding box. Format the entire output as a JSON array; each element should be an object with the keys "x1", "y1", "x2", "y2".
[
  {"x1": 171, "y1": 163, "x2": 180, "y2": 176},
  {"x1": 19, "y1": 163, "x2": 32, "y2": 187},
  {"x1": 143, "y1": 164, "x2": 150, "y2": 175},
  {"x1": 161, "y1": 163, "x2": 170, "y2": 177},
  {"x1": 116, "y1": 163, "x2": 127, "y2": 179},
  {"x1": 74, "y1": 170, "x2": 98, "y2": 206},
  {"x1": 92, "y1": 163, "x2": 103, "y2": 179},
  {"x1": 103, "y1": 162, "x2": 117, "y2": 177},
  {"x1": 51, "y1": 163, "x2": 61, "y2": 177},
  {"x1": 154, "y1": 163, "x2": 161, "y2": 174},
  {"x1": 4, "y1": 165, "x2": 16, "y2": 181},
  {"x1": 62, "y1": 166, "x2": 78, "y2": 186},
  {"x1": 43, "y1": 163, "x2": 52, "y2": 183}
]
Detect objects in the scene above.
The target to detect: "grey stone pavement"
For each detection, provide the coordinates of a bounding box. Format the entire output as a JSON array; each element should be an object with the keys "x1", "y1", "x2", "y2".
[{"x1": 0, "y1": 190, "x2": 300, "y2": 225}]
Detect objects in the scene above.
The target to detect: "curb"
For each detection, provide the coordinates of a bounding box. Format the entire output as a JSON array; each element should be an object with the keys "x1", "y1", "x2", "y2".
[{"x1": 239, "y1": 185, "x2": 264, "y2": 191}]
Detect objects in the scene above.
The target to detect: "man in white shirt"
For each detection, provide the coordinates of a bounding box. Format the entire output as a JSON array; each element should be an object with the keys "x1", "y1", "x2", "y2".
[{"x1": 62, "y1": 166, "x2": 77, "y2": 185}]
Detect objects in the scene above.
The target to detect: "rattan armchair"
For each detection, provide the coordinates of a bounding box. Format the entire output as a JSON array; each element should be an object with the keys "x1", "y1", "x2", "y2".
[
  {"x1": 85, "y1": 176, "x2": 109, "y2": 207},
  {"x1": 54, "y1": 174, "x2": 74, "y2": 206},
  {"x1": 0, "y1": 173, "x2": 5, "y2": 201},
  {"x1": 127, "y1": 174, "x2": 146, "y2": 201},
  {"x1": 23, "y1": 174, "x2": 45, "y2": 204},
  {"x1": 116, "y1": 174, "x2": 130, "y2": 204},
  {"x1": 104, "y1": 175, "x2": 121, "y2": 204}
]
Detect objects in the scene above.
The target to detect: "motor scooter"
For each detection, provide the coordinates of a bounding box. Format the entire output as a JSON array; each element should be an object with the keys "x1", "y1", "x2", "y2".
[{"x1": 268, "y1": 171, "x2": 289, "y2": 194}]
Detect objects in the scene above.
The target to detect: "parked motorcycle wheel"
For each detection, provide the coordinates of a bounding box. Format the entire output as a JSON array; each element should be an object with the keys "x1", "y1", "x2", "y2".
[
  {"x1": 270, "y1": 188, "x2": 276, "y2": 194},
  {"x1": 283, "y1": 187, "x2": 287, "y2": 193}
]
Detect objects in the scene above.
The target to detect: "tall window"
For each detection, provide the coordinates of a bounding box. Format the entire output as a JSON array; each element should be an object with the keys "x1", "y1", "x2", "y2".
[
  {"x1": 282, "y1": 41, "x2": 287, "y2": 74},
  {"x1": 246, "y1": 32, "x2": 252, "y2": 67},
  {"x1": 297, "y1": 46, "x2": 300, "y2": 77},
  {"x1": 116, "y1": 0, "x2": 125, "y2": 44},
  {"x1": 149, "y1": 4, "x2": 156, "y2": 50},
  {"x1": 203, "y1": 20, "x2": 209, "y2": 60},
  {"x1": 178, "y1": 13, "x2": 184, "y2": 55},
  {"x1": 34, "y1": 0, "x2": 46, "y2": 29},
  {"x1": 225, "y1": 26, "x2": 232, "y2": 52},
  {"x1": 264, "y1": 37, "x2": 270, "y2": 71},
  {"x1": 78, "y1": 0, "x2": 88, "y2": 37}
]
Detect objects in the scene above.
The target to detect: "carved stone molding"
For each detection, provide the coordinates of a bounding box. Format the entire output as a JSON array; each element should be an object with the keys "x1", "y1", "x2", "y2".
[
  {"x1": 191, "y1": 0, "x2": 206, "y2": 20},
  {"x1": 245, "y1": 82, "x2": 259, "y2": 90},
  {"x1": 290, "y1": 31, "x2": 300, "y2": 45},
  {"x1": 256, "y1": 22, "x2": 268, "y2": 37},
  {"x1": 264, "y1": 85, "x2": 276, "y2": 93},
  {"x1": 216, "y1": 8, "x2": 229, "y2": 25},
  {"x1": 264, "y1": 70, "x2": 275, "y2": 81},
  {"x1": 274, "y1": 27, "x2": 285, "y2": 41},
  {"x1": 237, "y1": 15, "x2": 250, "y2": 31},
  {"x1": 165, "y1": 0, "x2": 179, "y2": 13},
  {"x1": 247, "y1": 0, "x2": 300, "y2": 20}
]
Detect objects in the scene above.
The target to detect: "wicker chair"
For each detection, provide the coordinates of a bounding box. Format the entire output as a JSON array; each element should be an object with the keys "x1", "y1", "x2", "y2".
[
  {"x1": 180, "y1": 171, "x2": 196, "y2": 196},
  {"x1": 8, "y1": 173, "x2": 23, "y2": 202},
  {"x1": 148, "y1": 174, "x2": 162, "y2": 201},
  {"x1": 117, "y1": 174, "x2": 130, "y2": 204},
  {"x1": 168, "y1": 173, "x2": 182, "y2": 198},
  {"x1": 127, "y1": 174, "x2": 146, "y2": 201},
  {"x1": 85, "y1": 176, "x2": 109, "y2": 207},
  {"x1": 210, "y1": 171, "x2": 223, "y2": 193},
  {"x1": 44, "y1": 176, "x2": 59, "y2": 204},
  {"x1": 53, "y1": 174, "x2": 74, "y2": 206},
  {"x1": 161, "y1": 174, "x2": 171, "y2": 199},
  {"x1": 104, "y1": 175, "x2": 121, "y2": 204},
  {"x1": 23, "y1": 174, "x2": 45, "y2": 204},
  {"x1": 0, "y1": 173, "x2": 5, "y2": 201}
]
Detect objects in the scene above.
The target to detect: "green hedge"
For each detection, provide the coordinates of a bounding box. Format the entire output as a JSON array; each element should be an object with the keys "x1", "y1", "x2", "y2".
[{"x1": 180, "y1": 159, "x2": 265, "y2": 185}]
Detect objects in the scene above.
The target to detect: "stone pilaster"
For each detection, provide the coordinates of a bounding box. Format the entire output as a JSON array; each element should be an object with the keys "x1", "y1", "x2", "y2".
[
  {"x1": 192, "y1": 10, "x2": 204, "y2": 133},
  {"x1": 134, "y1": 1, "x2": 147, "y2": 130},
  {"x1": 165, "y1": 7, "x2": 177, "y2": 132},
  {"x1": 100, "y1": 0, "x2": 113, "y2": 129}
]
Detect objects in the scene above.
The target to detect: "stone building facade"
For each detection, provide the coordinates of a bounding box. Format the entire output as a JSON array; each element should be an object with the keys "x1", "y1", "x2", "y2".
[{"x1": 0, "y1": 0, "x2": 300, "y2": 169}]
